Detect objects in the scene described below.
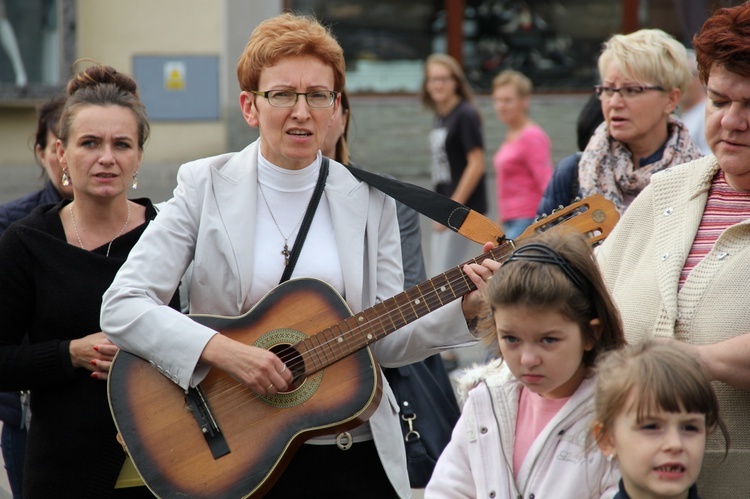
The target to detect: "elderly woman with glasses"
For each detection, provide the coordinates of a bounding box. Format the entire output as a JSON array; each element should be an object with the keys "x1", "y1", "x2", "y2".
[
  {"x1": 101, "y1": 13, "x2": 492, "y2": 499},
  {"x1": 580, "y1": 28, "x2": 703, "y2": 214}
]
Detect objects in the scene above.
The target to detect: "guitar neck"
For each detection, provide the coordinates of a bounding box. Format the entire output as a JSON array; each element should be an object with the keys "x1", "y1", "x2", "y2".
[
  {"x1": 292, "y1": 193, "x2": 618, "y2": 377},
  {"x1": 295, "y1": 243, "x2": 513, "y2": 376}
]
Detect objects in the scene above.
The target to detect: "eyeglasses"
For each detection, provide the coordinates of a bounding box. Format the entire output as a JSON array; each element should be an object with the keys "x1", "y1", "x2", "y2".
[
  {"x1": 594, "y1": 85, "x2": 664, "y2": 100},
  {"x1": 250, "y1": 90, "x2": 337, "y2": 108}
]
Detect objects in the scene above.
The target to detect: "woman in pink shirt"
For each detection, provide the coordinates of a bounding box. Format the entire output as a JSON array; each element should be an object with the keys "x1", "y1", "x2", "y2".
[{"x1": 492, "y1": 70, "x2": 552, "y2": 239}]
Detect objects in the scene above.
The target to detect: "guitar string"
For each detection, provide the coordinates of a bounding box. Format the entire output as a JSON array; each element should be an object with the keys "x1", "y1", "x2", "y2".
[
  {"x1": 273, "y1": 245, "x2": 513, "y2": 370},
  {"x1": 205, "y1": 244, "x2": 516, "y2": 403},
  {"x1": 204, "y1": 248, "x2": 491, "y2": 405},
  {"x1": 271, "y1": 210, "x2": 601, "y2": 377},
  {"x1": 214, "y1": 244, "x2": 514, "y2": 404},
  {"x1": 188, "y1": 208, "x2": 600, "y2": 406},
  {"x1": 210, "y1": 245, "x2": 605, "y2": 408},
  {"x1": 204, "y1": 248, "x2": 493, "y2": 411},
  {"x1": 212, "y1": 241, "x2": 604, "y2": 406}
]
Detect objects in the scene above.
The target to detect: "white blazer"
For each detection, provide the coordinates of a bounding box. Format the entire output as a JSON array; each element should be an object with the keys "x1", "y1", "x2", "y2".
[{"x1": 101, "y1": 139, "x2": 477, "y2": 498}]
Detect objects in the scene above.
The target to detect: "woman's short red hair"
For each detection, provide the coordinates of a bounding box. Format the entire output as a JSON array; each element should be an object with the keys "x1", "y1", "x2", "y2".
[{"x1": 693, "y1": 3, "x2": 750, "y2": 84}]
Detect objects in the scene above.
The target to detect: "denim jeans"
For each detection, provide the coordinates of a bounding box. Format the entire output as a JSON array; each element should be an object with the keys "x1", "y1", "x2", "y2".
[
  {"x1": 503, "y1": 217, "x2": 536, "y2": 240},
  {"x1": 1, "y1": 422, "x2": 26, "y2": 499}
]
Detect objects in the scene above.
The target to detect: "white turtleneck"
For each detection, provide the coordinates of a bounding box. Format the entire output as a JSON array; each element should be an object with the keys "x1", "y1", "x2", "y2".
[{"x1": 250, "y1": 151, "x2": 344, "y2": 306}]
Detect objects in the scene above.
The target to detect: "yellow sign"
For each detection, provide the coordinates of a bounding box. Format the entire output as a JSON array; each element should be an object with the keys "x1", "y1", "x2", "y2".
[{"x1": 164, "y1": 61, "x2": 186, "y2": 90}]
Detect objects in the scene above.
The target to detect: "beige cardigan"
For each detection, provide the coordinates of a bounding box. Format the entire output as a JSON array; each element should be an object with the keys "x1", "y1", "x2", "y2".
[{"x1": 596, "y1": 155, "x2": 750, "y2": 496}]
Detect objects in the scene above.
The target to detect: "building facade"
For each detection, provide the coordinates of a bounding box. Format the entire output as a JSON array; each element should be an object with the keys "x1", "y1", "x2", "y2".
[{"x1": 0, "y1": 0, "x2": 725, "y2": 167}]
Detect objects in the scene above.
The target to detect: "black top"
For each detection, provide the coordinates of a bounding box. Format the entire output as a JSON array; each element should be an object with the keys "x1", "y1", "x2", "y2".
[
  {"x1": 433, "y1": 100, "x2": 487, "y2": 213},
  {"x1": 0, "y1": 180, "x2": 64, "y2": 427},
  {"x1": 0, "y1": 198, "x2": 179, "y2": 498}
]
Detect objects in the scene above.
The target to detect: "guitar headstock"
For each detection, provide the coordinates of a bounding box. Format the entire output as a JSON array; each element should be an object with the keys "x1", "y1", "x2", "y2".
[{"x1": 516, "y1": 194, "x2": 619, "y2": 247}]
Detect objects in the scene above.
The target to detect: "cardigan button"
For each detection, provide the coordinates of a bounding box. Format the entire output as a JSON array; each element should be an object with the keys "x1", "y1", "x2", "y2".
[
  {"x1": 488, "y1": 491, "x2": 496, "y2": 498},
  {"x1": 663, "y1": 207, "x2": 674, "y2": 216},
  {"x1": 480, "y1": 427, "x2": 488, "y2": 434},
  {"x1": 660, "y1": 253, "x2": 670, "y2": 261},
  {"x1": 717, "y1": 251, "x2": 729, "y2": 260}
]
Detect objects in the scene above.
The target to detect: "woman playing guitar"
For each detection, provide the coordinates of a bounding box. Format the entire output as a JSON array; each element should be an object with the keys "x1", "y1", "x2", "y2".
[{"x1": 101, "y1": 13, "x2": 495, "y2": 499}]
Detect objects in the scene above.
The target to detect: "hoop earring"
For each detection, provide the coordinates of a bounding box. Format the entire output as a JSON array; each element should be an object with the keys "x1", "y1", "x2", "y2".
[
  {"x1": 131, "y1": 172, "x2": 138, "y2": 190},
  {"x1": 61, "y1": 171, "x2": 70, "y2": 186}
]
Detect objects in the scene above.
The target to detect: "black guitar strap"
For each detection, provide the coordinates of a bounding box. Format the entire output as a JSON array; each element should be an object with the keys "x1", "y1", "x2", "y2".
[
  {"x1": 279, "y1": 157, "x2": 330, "y2": 284},
  {"x1": 342, "y1": 163, "x2": 506, "y2": 246},
  {"x1": 281, "y1": 157, "x2": 504, "y2": 284}
]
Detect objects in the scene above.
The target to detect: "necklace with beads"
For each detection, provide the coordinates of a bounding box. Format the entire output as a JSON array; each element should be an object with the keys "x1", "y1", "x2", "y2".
[
  {"x1": 257, "y1": 181, "x2": 307, "y2": 266},
  {"x1": 70, "y1": 201, "x2": 131, "y2": 257}
]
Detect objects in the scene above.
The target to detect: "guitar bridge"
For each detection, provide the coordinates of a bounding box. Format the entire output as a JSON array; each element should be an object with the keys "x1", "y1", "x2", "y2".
[{"x1": 185, "y1": 385, "x2": 231, "y2": 459}]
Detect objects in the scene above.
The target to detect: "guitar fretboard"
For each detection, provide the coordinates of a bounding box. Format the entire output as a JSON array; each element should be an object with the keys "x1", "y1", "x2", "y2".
[
  {"x1": 290, "y1": 193, "x2": 614, "y2": 377},
  {"x1": 296, "y1": 244, "x2": 513, "y2": 376}
]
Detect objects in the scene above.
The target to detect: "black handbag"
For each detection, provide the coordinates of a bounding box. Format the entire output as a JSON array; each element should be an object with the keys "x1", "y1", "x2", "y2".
[{"x1": 383, "y1": 354, "x2": 461, "y2": 489}]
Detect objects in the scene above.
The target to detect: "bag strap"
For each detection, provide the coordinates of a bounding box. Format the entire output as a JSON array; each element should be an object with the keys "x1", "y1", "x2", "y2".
[
  {"x1": 386, "y1": 367, "x2": 419, "y2": 440},
  {"x1": 342, "y1": 163, "x2": 506, "y2": 246},
  {"x1": 279, "y1": 157, "x2": 330, "y2": 283}
]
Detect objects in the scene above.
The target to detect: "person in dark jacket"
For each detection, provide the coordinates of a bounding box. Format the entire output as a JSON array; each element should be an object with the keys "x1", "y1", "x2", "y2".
[
  {"x1": 0, "y1": 94, "x2": 70, "y2": 499},
  {"x1": 0, "y1": 95, "x2": 72, "y2": 232},
  {"x1": 536, "y1": 94, "x2": 603, "y2": 217}
]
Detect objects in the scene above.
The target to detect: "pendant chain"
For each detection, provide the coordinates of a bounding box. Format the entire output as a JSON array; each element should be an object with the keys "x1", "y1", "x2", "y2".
[
  {"x1": 257, "y1": 181, "x2": 306, "y2": 266},
  {"x1": 70, "y1": 201, "x2": 131, "y2": 257}
]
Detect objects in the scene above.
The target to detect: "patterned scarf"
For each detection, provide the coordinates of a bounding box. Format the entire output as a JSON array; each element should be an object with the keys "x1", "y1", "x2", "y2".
[{"x1": 578, "y1": 115, "x2": 703, "y2": 214}]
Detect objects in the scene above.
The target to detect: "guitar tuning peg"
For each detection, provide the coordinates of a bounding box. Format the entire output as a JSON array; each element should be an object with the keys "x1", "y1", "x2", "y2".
[
  {"x1": 540, "y1": 213, "x2": 548, "y2": 219},
  {"x1": 557, "y1": 205, "x2": 565, "y2": 211}
]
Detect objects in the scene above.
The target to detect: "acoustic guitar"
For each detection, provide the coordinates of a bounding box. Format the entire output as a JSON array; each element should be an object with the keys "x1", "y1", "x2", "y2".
[{"x1": 107, "y1": 194, "x2": 618, "y2": 498}]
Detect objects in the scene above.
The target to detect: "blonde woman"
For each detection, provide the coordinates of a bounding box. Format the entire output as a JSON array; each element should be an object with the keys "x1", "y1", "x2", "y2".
[
  {"x1": 492, "y1": 70, "x2": 552, "y2": 238},
  {"x1": 581, "y1": 28, "x2": 702, "y2": 214}
]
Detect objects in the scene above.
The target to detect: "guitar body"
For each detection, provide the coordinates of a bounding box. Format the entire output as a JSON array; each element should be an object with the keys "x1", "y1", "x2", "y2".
[{"x1": 108, "y1": 278, "x2": 382, "y2": 498}]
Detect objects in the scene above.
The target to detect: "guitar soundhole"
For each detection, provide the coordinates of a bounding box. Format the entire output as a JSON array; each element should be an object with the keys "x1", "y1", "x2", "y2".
[{"x1": 270, "y1": 344, "x2": 305, "y2": 392}]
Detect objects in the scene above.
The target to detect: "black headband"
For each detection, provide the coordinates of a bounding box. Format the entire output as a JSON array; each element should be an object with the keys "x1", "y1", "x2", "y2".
[{"x1": 505, "y1": 243, "x2": 588, "y2": 294}]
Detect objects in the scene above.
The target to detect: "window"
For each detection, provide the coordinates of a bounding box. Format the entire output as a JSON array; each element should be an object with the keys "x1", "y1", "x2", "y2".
[
  {"x1": 291, "y1": 0, "x2": 440, "y2": 93},
  {"x1": 0, "y1": 0, "x2": 75, "y2": 102},
  {"x1": 288, "y1": 0, "x2": 704, "y2": 93}
]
